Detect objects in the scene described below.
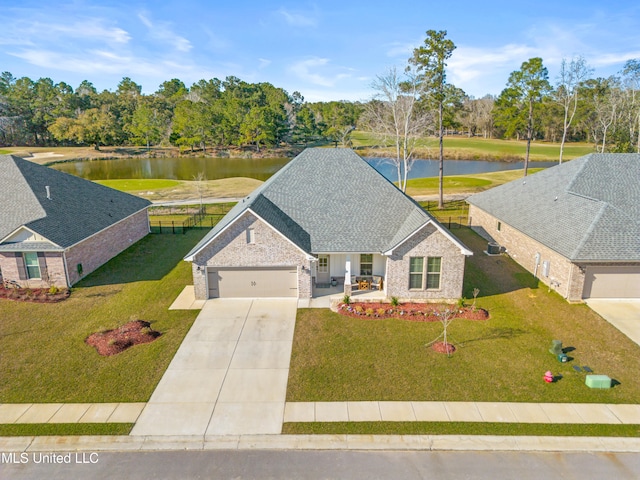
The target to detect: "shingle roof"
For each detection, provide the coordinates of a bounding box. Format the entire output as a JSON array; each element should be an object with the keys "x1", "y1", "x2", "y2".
[
  {"x1": 467, "y1": 153, "x2": 640, "y2": 261},
  {"x1": 0, "y1": 155, "x2": 151, "y2": 248},
  {"x1": 185, "y1": 148, "x2": 471, "y2": 260}
]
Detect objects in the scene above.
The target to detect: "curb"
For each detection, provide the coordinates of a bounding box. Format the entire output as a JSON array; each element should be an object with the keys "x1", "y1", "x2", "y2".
[{"x1": 2, "y1": 434, "x2": 640, "y2": 453}]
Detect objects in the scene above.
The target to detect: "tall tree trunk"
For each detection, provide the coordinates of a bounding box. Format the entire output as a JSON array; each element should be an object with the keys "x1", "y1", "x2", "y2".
[
  {"x1": 524, "y1": 98, "x2": 533, "y2": 177},
  {"x1": 438, "y1": 101, "x2": 444, "y2": 208}
]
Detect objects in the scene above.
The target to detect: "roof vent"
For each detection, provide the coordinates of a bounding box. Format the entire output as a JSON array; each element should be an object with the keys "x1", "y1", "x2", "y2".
[{"x1": 45, "y1": 186, "x2": 51, "y2": 200}]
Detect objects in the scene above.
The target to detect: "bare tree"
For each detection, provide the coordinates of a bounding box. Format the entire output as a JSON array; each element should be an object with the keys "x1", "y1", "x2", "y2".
[
  {"x1": 363, "y1": 67, "x2": 432, "y2": 192},
  {"x1": 193, "y1": 171, "x2": 207, "y2": 214},
  {"x1": 426, "y1": 306, "x2": 459, "y2": 357},
  {"x1": 622, "y1": 59, "x2": 640, "y2": 153},
  {"x1": 555, "y1": 56, "x2": 592, "y2": 163},
  {"x1": 594, "y1": 77, "x2": 623, "y2": 153}
]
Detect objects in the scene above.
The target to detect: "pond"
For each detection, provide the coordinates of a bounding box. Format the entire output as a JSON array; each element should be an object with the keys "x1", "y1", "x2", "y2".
[{"x1": 51, "y1": 155, "x2": 559, "y2": 182}]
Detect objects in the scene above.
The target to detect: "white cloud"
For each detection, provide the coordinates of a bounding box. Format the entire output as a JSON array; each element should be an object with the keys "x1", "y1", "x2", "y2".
[
  {"x1": 290, "y1": 58, "x2": 332, "y2": 87},
  {"x1": 386, "y1": 41, "x2": 418, "y2": 58},
  {"x1": 138, "y1": 13, "x2": 192, "y2": 52},
  {"x1": 277, "y1": 8, "x2": 317, "y2": 27},
  {"x1": 589, "y1": 52, "x2": 640, "y2": 67},
  {"x1": 258, "y1": 58, "x2": 271, "y2": 69}
]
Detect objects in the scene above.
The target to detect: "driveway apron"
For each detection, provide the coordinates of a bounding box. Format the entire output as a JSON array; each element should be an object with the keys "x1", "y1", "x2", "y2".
[{"x1": 130, "y1": 298, "x2": 298, "y2": 436}]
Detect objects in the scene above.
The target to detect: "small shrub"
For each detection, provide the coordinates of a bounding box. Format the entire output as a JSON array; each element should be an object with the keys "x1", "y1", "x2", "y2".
[
  {"x1": 376, "y1": 308, "x2": 386, "y2": 316},
  {"x1": 365, "y1": 308, "x2": 374, "y2": 316},
  {"x1": 355, "y1": 305, "x2": 364, "y2": 314},
  {"x1": 390, "y1": 296, "x2": 399, "y2": 307},
  {"x1": 342, "y1": 294, "x2": 351, "y2": 305},
  {"x1": 48, "y1": 285, "x2": 59, "y2": 295},
  {"x1": 457, "y1": 297, "x2": 466, "y2": 308}
]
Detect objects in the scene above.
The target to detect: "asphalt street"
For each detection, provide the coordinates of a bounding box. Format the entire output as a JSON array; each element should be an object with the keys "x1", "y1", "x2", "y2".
[{"x1": 2, "y1": 450, "x2": 640, "y2": 480}]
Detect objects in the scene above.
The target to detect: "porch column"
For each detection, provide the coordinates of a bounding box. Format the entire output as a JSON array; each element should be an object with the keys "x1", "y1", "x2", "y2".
[{"x1": 344, "y1": 254, "x2": 352, "y2": 295}]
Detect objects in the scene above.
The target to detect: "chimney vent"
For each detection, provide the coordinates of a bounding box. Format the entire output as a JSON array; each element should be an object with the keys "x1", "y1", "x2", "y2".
[{"x1": 45, "y1": 186, "x2": 51, "y2": 200}]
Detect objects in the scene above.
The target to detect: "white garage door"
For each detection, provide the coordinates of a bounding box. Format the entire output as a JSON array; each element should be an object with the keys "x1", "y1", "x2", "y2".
[
  {"x1": 207, "y1": 267, "x2": 298, "y2": 298},
  {"x1": 582, "y1": 266, "x2": 640, "y2": 299}
]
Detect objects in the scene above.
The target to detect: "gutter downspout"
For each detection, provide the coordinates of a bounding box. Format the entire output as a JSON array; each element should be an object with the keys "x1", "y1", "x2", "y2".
[{"x1": 62, "y1": 250, "x2": 71, "y2": 288}]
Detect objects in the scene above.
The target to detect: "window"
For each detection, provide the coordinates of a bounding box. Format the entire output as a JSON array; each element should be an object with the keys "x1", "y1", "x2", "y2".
[
  {"x1": 426, "y1": 257, "x2": 442, "y2": 289},
  {"x1": 497, "y1": 221, "x2": 502, "y2": 231},
  {"x1": 246, "y1": 228, "x2": 255, "y2": 244},
  {"x1": 409, "y1": 257, "x2": 423, "y2": 289},
  {"x1": 318, "y1": 256, "x2": 328, "y2": 273},
  {"x1": 23, "y1": 252, "x2": 41, "y2": 279},
  {"x1": 360, "y1": 254, "x2": 373, "y2": 276}
]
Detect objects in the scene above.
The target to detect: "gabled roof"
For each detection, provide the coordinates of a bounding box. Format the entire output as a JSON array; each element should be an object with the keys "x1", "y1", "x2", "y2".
[
  {"x1": 0, "y1": 155, "x2": 151, "y2": 249},
  {"x1": 185, "y1": 148, "x2": 471, "y2": 260},
  {"x1": 467, "y1": 153, "x2": 640, "y2": 262}
]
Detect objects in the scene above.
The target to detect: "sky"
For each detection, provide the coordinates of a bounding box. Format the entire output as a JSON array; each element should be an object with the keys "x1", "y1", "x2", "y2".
[{"x1": 1, "y1": 0, "x2": 640, "y2": 102}]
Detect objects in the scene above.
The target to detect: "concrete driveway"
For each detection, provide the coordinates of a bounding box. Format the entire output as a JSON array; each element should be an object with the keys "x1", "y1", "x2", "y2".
[
  {"x1": 586, "y1": 299, "x2": 640, "y2": 347},
  {"x1": 131, "y1": 298, "x2": 298, "y2": 436}
]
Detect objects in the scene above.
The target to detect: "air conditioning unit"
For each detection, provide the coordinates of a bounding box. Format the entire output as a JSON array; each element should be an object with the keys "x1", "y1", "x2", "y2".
[{"x1": 487, "y1": 242, "x2": 500, "y2": 255}]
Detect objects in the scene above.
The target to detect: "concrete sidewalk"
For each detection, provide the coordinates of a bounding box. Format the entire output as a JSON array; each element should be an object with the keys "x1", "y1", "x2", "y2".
[
  {"x1": 284, "y1": 401, "x2": 640, "y2": 424},
  {"x1": 0, "y1": 403, "x2": 144, "y2": 424}
]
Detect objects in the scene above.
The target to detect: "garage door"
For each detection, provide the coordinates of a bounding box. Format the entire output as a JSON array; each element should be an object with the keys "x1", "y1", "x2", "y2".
[
  {"x1": 207, "y1": 267, "x2": 298, "y2": 298},
  {"x1": 582, "y1": 266, "x2": 640, "y2": 299}
]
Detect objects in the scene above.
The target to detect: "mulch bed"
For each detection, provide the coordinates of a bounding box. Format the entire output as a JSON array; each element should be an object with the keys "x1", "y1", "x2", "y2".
[
  {"x1": 432, "y1": 341, "x2": 456, "y2": 354},
  {"x1": 338, "y1": 302, "x2": 489, "y2": 321},
  {"x1": 85, "y1": 320, "x2": 162, "y2": 356},
  {"x1": 0, "y1": 286, "x2": 70, "y2": 303}
]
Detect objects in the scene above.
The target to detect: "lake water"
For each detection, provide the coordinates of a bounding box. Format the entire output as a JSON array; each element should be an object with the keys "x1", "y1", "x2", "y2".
[{"x1": 51, "y1": 156, "x2": 559, "y2": 181}]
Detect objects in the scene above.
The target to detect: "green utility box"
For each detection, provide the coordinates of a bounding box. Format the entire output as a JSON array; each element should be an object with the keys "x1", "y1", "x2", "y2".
[{"x1": 585, "y1": 374, "x2": 612, "y2": 389}]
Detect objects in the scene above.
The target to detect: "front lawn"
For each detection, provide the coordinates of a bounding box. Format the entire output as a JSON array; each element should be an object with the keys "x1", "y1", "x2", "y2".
[
  {"x1": 287, "y1": 228, "x2": 640, "y2": 404},
  {"x1": 0, "y1": 230, "x2": 207, "y2": 403}
]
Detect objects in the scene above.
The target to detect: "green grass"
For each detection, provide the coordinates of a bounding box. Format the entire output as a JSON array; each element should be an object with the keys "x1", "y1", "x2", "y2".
[
  {"x1": 351, "y1": 131, "x2": 595, "y2": 161},
  {"x1": 95, "y1": 179, "x2": 181, "y2": 191},
  {"x1": 0, "y1": 230, "x2": 208, "y2": 403},
  {"x1": 283, "y1": 422, "x2": 640, "y2": 437},
  {"x1": 287, "y1": 227, "x2": 640, "y2": 404},
  {"x1": 0, "y1": 149, "x2": 12, "y2": 154},
  {"x1": 0, "y1": 424, "x2": 133, "y2": 437},
  {"x1": 403, "y1": 169, "x2": 544, "y2": 197}
]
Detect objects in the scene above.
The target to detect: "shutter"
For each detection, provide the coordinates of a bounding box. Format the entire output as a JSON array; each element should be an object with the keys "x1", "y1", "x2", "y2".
[
  {"x1": 15, "y1": 253, "x2": 27, "y2": 280},
  {"x1": 37, "y1": 252, "x2": 49, "y2": 282}
]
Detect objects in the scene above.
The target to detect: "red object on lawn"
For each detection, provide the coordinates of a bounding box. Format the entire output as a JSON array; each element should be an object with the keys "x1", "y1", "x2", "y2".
[{"x1": 544, "y1": 371, "x2": 554, "y2": 383}]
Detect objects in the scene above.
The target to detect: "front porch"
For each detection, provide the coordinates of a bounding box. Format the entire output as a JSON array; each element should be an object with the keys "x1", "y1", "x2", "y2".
[
  {"x1": 312, "y1": 253, "x2": 387, "y2": 299},
  {"x1": 301, "y1": 282, "x2": 386, "y2": 309}
]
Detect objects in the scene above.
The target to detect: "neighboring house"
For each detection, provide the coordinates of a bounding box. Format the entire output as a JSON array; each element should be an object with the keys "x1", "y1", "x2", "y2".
[
  {"x1": 467, "y1": 153, "x2": 640, "y2": 302},
  {"x1": 0, "y1": 155, "x2": 151, "y2": 288},
  {"x1": 184, "y1": 148, "x2": 472, "y2": 300}
]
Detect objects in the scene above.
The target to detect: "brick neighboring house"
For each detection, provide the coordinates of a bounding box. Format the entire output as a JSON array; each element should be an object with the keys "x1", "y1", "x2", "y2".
[
  {"x1": 467, "y1": 153, "x2": 640, "y2": 302},
  {"x1": 0, "y1": 155, "x2": 151, "y2": 288},
  {"x1": 184, "y1": 148, "x2": 472, "y2": 301}
]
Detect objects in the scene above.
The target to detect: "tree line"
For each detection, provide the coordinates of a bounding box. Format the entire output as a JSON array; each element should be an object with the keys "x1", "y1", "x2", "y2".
[
  {"x1": 1, "y1": 50, "x2": 638, "y2": 159},
  {"x1": 0, "y1": 73, "x2": 361, "y2": 151}
]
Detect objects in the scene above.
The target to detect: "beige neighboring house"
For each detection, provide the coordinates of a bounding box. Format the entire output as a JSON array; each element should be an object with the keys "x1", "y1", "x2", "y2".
[
  {"x1": 0, "y1": 155, "x2": 151, "y2": 288},
  {"x1": 467, "y1": 153, "x2": 640, "y2": 302},
  {"x1": 184, "y1": 148, "x2": 472, "y2": 301}
]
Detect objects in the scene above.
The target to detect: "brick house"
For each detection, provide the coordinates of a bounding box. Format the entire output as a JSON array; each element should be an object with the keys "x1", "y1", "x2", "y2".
[
  {"x1": 467, "y1": 153, "x2": 640, "y2": 302},
  {"x1": 184, "y1": 148, "x2": 472, "y2": 300},
  {"x1": 0, "y1": 155, "x2": 151, "y2": 288}
]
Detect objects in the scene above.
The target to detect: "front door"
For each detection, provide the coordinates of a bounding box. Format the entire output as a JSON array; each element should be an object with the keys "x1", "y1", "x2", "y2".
[{"x1": 317, "y1": 255, "x2": 330, "y2": 284}]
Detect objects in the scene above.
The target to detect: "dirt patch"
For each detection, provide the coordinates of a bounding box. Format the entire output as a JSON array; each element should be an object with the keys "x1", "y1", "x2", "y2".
[
  {"x1": 85, "y1": 320, "x2": 162, "y2": 356},
  {"x1": 0, "y1": 286, "x2": 70, "y2": 303},
  {"x1": 338, "y1": 302, "x2": 489, "y2": 321}
]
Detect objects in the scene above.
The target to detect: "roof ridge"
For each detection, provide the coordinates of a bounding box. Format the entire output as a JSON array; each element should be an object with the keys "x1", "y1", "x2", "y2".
[{"x1": 568, "y1": 201, "x2": 606, "y2": 260}]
